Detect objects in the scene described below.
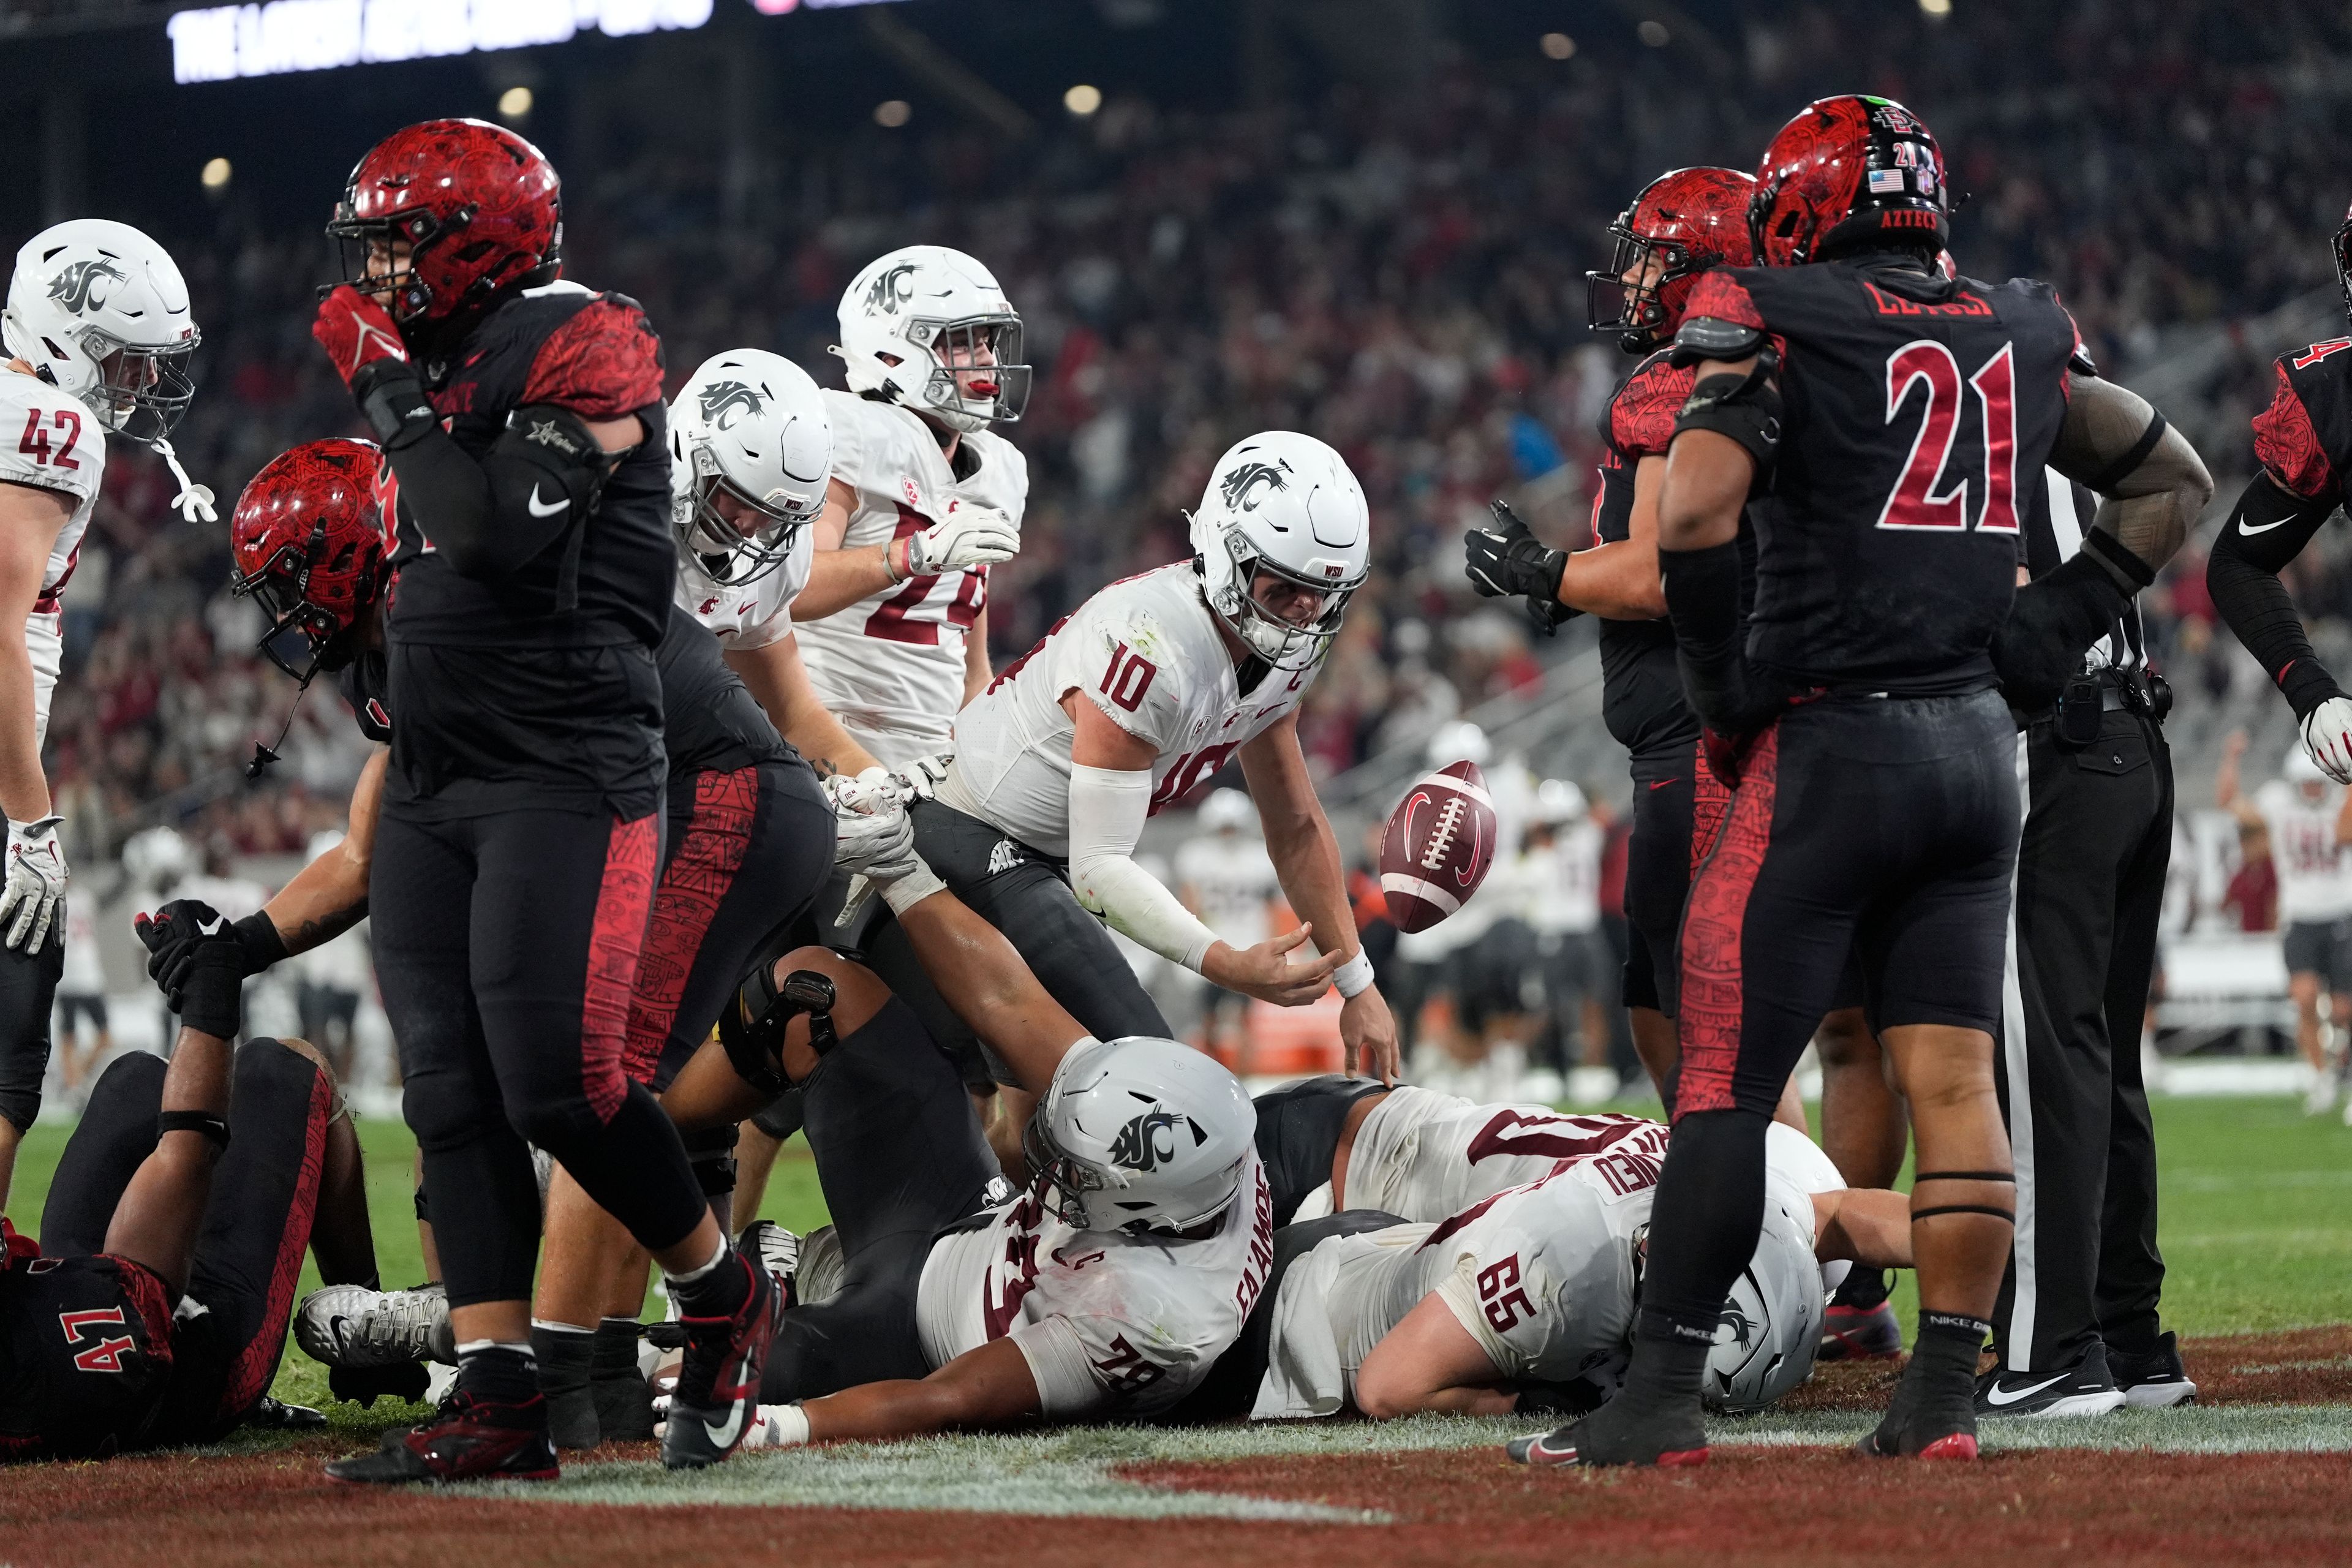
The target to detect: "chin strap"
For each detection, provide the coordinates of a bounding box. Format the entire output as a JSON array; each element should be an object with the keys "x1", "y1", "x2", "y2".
[{"x1": 152, "y1": 437, "x2": 216, "y2": 523}]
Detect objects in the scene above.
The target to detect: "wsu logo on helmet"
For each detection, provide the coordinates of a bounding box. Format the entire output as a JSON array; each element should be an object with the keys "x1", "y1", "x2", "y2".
[
  {"x1": 1109, "y1": 1109, "x2": 1203, "y2": 1172},
  {"x1": 863, "y1": 262, "x2": 918, "y2": 316},
  {"x1": 696, "y1": 379, "x2": 766, "y2": 429},
  {"x1": 1218, "y1": 460, "x2": 1290, "y2": 516},
  {"x1": 47, "y1": 258, "x2": 129, "y2": 315}
]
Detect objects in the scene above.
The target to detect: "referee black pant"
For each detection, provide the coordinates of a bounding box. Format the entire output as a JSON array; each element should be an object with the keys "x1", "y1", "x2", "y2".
[{"x1": 1992, "y1": 701, "x2": 2173, "y2": 1374}]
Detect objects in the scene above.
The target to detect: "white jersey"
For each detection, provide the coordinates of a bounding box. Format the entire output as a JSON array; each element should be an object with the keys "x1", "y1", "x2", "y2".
[
  {"x1": 794, "y1": 391, "x2": 1028, "y2": 765},
  {"x1": 673, "y1": 524, "x2": 812, "y2": 650},
  {"x1": 1174, "y1": 832, "x2": 1279, "y2": 949},
  {"x1": 1344, "y1": 1085, "x2": 1844, "y2": 1223},
  {"x1": 2254, "y1": 778, "x2": 2352, "y2": 923},
  {"x1": 58, "y1": 902, "x2": 104, "y2": 995},
  {"x1": 1254, "y1": 1161, "x2": 1648, "y2": 1419},
  {"x1": 915, "y1": 1150, "x2": 1273, "y2": 1421},
  {"x1": 0, "y1": 371, "x2": 102, "y2": 749},
  {"x1": 1523, "y1": 821, "x2": 1603, "y2": 935},
  {"x1": 943, "y1": 564, "x2": 1317, "y2": 858}
]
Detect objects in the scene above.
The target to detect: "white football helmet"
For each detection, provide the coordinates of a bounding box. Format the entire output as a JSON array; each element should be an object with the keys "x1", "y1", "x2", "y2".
[
  {"x1": 1703, "y1": 1177, "x2": 1828, "y2": 1413},
  {"x1": 1023, "y1": 1036, "x2": 1254, "y2": 1235},
  {"x1": 4, "y1": 219, "x2": 198, "y2": 445},
  {"x1": 835, "y1": 244, "x2": 1029, "y2": 432},
  {"x1": 1427, "y1": 718, "x2": 1492, "y2": 769},
  {"x1": 1198, "y1": 788, "x2": 1258, "y2": 835},
  {"x1": 1532, "y1": 778, "x2": 1588, "y2": 825},
  {"x1": 668, "y1": 350, "x2": 832, "y2": 586},
  {"x1": 1188, "y1": 431, "x2": 1370, "y2": 670}
]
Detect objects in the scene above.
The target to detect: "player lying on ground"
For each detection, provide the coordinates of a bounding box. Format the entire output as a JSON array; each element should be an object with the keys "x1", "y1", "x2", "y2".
[
  {"x1": 875, "y1": 429, "x2": 1399, "y2": 1089},
  {"x1": 0, "y1": 904, "x2": 382, "y2": 1460},
  {"x1": 0, "y1": 219, "x2": 211, "y2": 1216},
  {"x1": 648, "y1": 792, "x2": 1273, "y2": 1446}
]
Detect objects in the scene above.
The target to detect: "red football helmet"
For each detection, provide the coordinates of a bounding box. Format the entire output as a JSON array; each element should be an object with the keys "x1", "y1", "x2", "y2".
[
  {"x1": 1749, "y1": 96, "x2": 1950, "y2": 268},
  {"x1": 1587, "y1": 167, "x2": 1758, "y2": 350},
  {"x1": 326, "y1": 118, "x2": 562, "y2": 327},
  {"x1": 229, "y1": 439, "x2": 393, "y2": 682}
]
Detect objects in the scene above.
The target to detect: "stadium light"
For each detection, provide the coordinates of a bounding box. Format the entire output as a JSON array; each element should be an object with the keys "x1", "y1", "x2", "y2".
[
  {"x1": 1063, "y1": 83, "x2": 1102, "y2": 116},
  {"x1": 201, "y1": 157, "x2": 232, "y2": 189},
  {"x1": 499, "y1": 85, "x2": 533, "y2": 119},
  {"x1": 1637, "y1": 19, "x2": 1670, "y2": 47},
  {"x1": 1919, "y1": 0, "x2": 1953, "y2": 14},
  {"x1": 166, "y1": 1, "x2": 714, "y2": 85},
  {"x1": 1540, "y1": 32, "x2": 1575, "y2": 60},
  {"x1": 875, "y1": 99, "x2": 912, "y2": 128}
]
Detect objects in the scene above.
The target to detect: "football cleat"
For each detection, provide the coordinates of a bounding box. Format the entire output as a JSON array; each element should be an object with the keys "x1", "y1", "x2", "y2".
[
  {"x1": 243, "y1": 1396, "x2": 326, "y2": 1431},
  {"x1": 737, "y1": 1219, "x2": 802, "y2": 1308},
  {"x1": 1819, "y1": 1300, "x2": 1904, "y2": 1361},
  {"x1": 324, "y1": 1390, "x2": 559, "y2": 1485},
  {"x1": 1862, "y1": 1351, "x2": 1983, "y2": 1459},
  {"x1": 1504, "y1": 1395, "x2": 1709, "y2": 1469},
  {"x1": 1974, "y1": 1348, "x2": 2126, "y2": 1419},
  {"x1": 660, "y1": 1253, "x2": 783, "y2": 1471},
  {"x1": 2107, "y1": 1333, "x2": 2198, "y2": 1409},
  {"x1": 297, "y1": 1281, "x2": 454, "y2": 1368}
]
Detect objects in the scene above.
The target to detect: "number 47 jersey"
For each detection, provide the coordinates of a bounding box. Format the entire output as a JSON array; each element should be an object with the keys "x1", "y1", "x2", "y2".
[
  {"x1": 1682, "y1": 259, "x2": 2086, "y2": 693},
  {"x1": 948, "y1": 562, "x2": 1318, "y2": 858}
]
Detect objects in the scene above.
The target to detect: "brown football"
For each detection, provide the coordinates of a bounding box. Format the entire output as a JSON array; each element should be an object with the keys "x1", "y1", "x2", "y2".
[{"x1": 1379, "y1": 760, "x2": 1499, "y2": 933}]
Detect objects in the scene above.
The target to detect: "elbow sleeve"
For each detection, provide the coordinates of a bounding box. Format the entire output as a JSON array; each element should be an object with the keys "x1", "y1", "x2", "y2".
[
  {"x1": 2209, "y1": 476, "x2": 2343, "y2": 715},
  {"x1": 1066, "y1": 763, "x2": 1219, "y2": 971}
]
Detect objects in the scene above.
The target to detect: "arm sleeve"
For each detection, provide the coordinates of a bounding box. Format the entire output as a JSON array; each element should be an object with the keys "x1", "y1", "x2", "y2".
[
  {"x1": 2207, "y1": 472, "x2": 2343, "y2": 717},
  {"x1": 1067, "y1": 763, "x2": 1221, "y2": 971}
]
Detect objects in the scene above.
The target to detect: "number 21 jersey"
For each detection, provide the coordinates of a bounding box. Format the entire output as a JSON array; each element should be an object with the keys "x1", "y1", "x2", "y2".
[
  {"x1": 946, "y1": 563, "x2": 1317, "y2": 858},
  {"x1": 1681, "y1": 259, "x2": 2083, "y2": 693}
]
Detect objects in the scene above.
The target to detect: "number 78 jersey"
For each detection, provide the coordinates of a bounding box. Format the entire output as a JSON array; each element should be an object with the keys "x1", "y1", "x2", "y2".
[
  {"x1": 949, "y1": 562, "x2": 1318, "y2": 858},
  {"x1": 1681, "y1": 261, "x2": 2086, "y2": 691}
]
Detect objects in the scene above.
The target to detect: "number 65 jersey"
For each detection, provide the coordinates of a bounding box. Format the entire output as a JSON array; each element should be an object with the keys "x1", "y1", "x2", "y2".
[
  {"x1": 794, "y1": 390, "x2": 1028, "y2": 766},
  {"x1": 945, "y1": 562, "x2": 1317, "y2": 858},
  {"x1": 1679, "y1": 260, "x2": 2084, "y2": 693},
  {"x1": 0, "y1": 369, "x2": 101, "y2": 749}
]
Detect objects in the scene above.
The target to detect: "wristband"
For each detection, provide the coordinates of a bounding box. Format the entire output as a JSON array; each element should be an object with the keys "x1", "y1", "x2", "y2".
[
  {"x1": 1333, "y1": 949, "x2": 1375, "y2": 999},
  {"x1": 753, "y1": 1403, "x2": 810, "y2": 1449},
  {"x1": 157, "y1": 1110, "x2": 231, "y2": 1150},
  {"x1": 880, "y1": 864, "x2": 946, "y2": 916},
  {"x1": 233, "y1": 910, "x2": 290, "y2": 974}
]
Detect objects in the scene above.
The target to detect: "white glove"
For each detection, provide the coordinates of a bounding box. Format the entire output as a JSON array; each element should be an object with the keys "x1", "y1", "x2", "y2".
[
  {"x1": 0, "y1": 815, "x2": 66, "y2": 952},
  {"x1": 2305, "y1": 697, "x2": 2352, "y2": 785},
  {"x1": 895, "y1": 753, "x2": 952, "y2": 802},
  {"x1": 908, "y1": 502, "x2": 1018, "y2": 576},
  {"x1": 823, "y1": 766, "x2": 896, "y2": 813},
  {"x1": 655, "y1": 1395, "x2": 809, "y2": 1451},
  {"x1": 830, "y1": 785, "x2": 924, "y2": 884}
]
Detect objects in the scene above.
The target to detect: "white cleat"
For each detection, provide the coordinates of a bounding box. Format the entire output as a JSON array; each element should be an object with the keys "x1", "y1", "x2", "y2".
[{"x1": 295, "y1": 1281, "x2": 455, "y2": 1368}]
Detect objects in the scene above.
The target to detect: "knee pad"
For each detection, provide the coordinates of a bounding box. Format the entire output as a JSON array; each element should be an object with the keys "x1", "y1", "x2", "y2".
[
  {"x1": 718, "y1": 965, "x2": 839, "y2": 1097},
  {"x1": 684, "y1": 1122, "x2": 739, "y2": 1197},
  {"x1": 402, "y1": 1069, "x2": 511, "y2": 1153}
]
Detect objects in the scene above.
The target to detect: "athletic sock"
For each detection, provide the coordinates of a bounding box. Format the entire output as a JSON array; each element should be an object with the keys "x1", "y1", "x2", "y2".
[
  {"x1": 667, "y1": 1241, "x2": 752, "y2": 1320},
  {"x1": 592, "y1": 1316, "x2": 646, "y2": 1378},
  {"x1": 530, "y1": 1322, "x2": 598, "y2": 1450},
  {"x1": 592, "y1": 1317, "x2": 655, "y2": 1442},
  {"x1": 454, "y1": 1341, "x2": 541, "y2": 1407},
  {"x1": 1910, "y1": 1311, "x2": 1990, "y2": 1390},
  {"x1": 1626, "y1": 1311, "x2": 1716, "y2": 1406}
]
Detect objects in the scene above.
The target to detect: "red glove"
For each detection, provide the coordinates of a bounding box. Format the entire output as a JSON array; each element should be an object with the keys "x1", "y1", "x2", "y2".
[
  {"x1": 1700, "y1": 725, "x2": 1754, "y2": 790},
  {"x1": 312, "y1": 284, "x2": 410, "y2": 388},
  {"x1": 1, "y1": 1215, "x2": 37, "y2": 1270}
]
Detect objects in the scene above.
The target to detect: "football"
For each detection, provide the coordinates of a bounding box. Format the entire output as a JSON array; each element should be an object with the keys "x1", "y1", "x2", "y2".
[{"x1": 1379, "y1": 760, "x2": 1499, "y2": 933}]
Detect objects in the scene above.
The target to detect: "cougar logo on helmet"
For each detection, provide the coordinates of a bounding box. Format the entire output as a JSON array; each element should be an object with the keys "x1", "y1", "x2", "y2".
[
  {"x1": 695, "y1": 379, "x2": 766, "y2": 429},
  {"x1": 1716, "y1": 1302, "x2": 1758, "y2": 1347},
  {"x1": 1218, "y1": 460, "x2": 1291, "y2": 516},
  {"x1": 1109, "y1": 1110, "x2": 1200, "y2": 1172},
  {"x1": 47, "y1": 258, "x2": 129, "y2": 315},
  {"x1": 863, "y1": 263, "x2": 918, "y2": 316}
]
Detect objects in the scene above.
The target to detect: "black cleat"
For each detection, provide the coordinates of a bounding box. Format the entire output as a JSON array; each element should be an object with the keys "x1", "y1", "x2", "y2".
[
  {"x1": 1861, "y1": 1359, "x2": 1982, "y2": 1460},
  {"x1": 661, "y1": 1253, "x2": 783, "y2": 1471},
  {"x1": 244, "y1": 1395, "x2": 327, "y2": 1431},
  {"x1": 325, "y1": 1390, "x2": 559, "y2": 1485},
  {"x1": 2108, "y1": 1333, "x2": 2198, "y2": 1409},
  {"x1": 1974, "y1": 1345, "x2": 2126, "y2": 1419},
  {"x1": 1505, "y1": 1392, "x2": 1709, "y2": 1469}
]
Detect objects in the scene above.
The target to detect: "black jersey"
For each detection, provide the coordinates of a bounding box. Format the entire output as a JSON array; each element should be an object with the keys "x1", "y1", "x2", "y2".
[
  {"x1": 654, "y1": 602, "x2": 796, "y2": 778},
  {"x1": 337, "y1": 647, "x2": 392, "y2": 745},
  {"x1": 2251, "y1": 335, "x2": 2352, "y2": 506},
  {"x1": 1683, "y1": 258, "x2": 2082, "y2": 693},
  {"x1": 1594, "y1": 350, "x2": 1703, "y2": 758},
  {"x1": 0, "y1": 1253, "x2": 175, "y2": 1461},
  {"x1": 383, "y1": 282, "x2": 674, "y2": 818}
]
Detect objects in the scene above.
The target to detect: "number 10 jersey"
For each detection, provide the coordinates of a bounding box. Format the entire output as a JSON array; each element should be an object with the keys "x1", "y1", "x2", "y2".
[{"x1": 946, "y1": 562, "x2": 1318, "y2": 858}]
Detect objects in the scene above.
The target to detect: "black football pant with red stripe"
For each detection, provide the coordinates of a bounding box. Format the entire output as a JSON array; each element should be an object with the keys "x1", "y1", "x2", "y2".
[
  {"x1": 1619, "y1": 738, "x2": 1733, "y2": 1025},
  {"x1": 43, "y1": 1039, "x2": 333, "y2": 1442},
  {"x1": 1639, "y1": 691, "x2": 2019, "y2": 1340},
  {"x1": 625, "y1": 760, "x2": 834, "y2": 1094},
  {"x1": 374, "y1": 802, "x2": 711, "y2": 1309}
]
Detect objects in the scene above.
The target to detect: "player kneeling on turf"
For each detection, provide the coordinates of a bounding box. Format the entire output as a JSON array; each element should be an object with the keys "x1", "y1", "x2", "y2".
[
  {"x1": 0, "y1": 903, "x2": 386, "y2": 1460},
  {"x1": 649, "y1": 788, "x2": 1273, "y2": 1444}
]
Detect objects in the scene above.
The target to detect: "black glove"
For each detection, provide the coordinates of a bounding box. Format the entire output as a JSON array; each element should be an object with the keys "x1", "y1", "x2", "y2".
[
  {"x1": 144, "y1": 901, "x2": 286, "y2": 999},
  {"x1": 135, "y1": 900, "x2": 247, "y2": 1040},
  {"x1": 1464, "y1": 500, "x2": 1578, "y2": 636}
]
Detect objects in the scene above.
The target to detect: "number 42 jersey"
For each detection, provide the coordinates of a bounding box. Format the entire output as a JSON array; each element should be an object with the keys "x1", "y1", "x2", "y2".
[{"x1": 944, "y1": 562, "x2": 1317, "y2": 858}]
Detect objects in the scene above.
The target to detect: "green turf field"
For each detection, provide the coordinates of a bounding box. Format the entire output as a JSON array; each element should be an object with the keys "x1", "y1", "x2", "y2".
[{"x1": 3, "y1": 1093, "x2": 2346, "y2": 1433}]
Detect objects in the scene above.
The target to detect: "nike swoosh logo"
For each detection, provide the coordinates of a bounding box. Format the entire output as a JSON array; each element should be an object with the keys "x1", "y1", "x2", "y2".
[
  {"x1": 197, "y1": 916, "x2": 225, "y2": 935},
  {"x1": 1983, "y1": 1373, "x2": 2069, "y2": 1406},
  {"x1": 2239, "y1": 516, "x2": 2296, "y2": 535},
  {"x1": 703, "y1": 1401, "x2": 748, "y2": 1449},
  {"x1": 527, "y1": 485, "x2": 568, "y2": 518},
  {"x1": 1649, "y1": 778, "x2": 1680, "y2": 791}
]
